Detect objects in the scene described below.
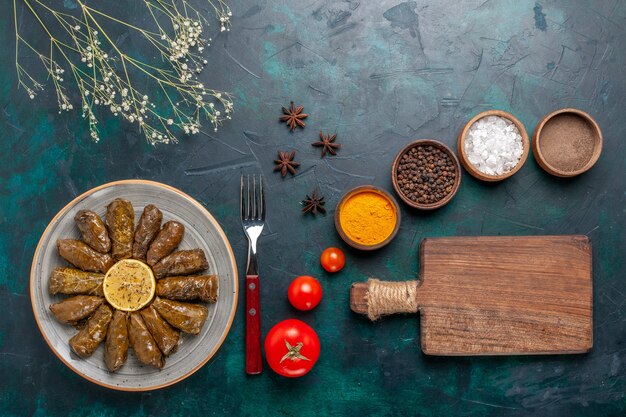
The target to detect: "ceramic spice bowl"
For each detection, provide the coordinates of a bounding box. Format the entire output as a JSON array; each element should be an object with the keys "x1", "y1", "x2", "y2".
[
  {"x1": 391, "y1": 140, "x2": 461, "y2": 210},
  {"x1": 457, "y1": 110, "x2": 530, "y2": 182},
  {"x1": 532, "y1": 108, "x2": 602, "y2": 177},
  {"x1": 334, "y1": 185, "x2": 401, "y2": 251}
]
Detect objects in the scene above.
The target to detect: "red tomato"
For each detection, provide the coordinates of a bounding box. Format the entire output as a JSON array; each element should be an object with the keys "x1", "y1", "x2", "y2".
[
  {"x1": 288, "y1": 276, "x2": 322, "y2": 311},
  {"x1": 320, "y1": 247, "x2": 345, "y2": 273},
  {"x1": 264, "y1": 319, "x2": 320, "y2": 377}
]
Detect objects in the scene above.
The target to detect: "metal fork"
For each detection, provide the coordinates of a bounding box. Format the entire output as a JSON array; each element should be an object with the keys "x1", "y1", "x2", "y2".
[{"x1": 240, "y1": 174, "x2": 265, "y2": 374}]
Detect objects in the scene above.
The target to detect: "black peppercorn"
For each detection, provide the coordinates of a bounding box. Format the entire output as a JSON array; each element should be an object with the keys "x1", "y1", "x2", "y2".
[{"x1": 396, "y1": 145, "x2": 457, "y2": 205}]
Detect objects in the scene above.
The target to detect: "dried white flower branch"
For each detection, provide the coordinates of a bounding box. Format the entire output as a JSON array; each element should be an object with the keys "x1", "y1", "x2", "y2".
[{"x1": 14, "y1": 0, "x2": 233, "y2": 145}]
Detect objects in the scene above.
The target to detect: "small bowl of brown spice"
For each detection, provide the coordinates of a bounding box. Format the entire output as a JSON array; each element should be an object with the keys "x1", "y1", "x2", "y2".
[
  {"x1": 532, "y1": 108, "x2": 602, "y2": 177},
  {"x1": 391, "y1": 140, "x2": 461, "y2": 210}
]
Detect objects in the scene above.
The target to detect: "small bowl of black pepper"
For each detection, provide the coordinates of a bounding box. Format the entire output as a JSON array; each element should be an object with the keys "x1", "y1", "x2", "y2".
[{"x1": 391, "y1": 139, "x2": 462, "y2": 210}]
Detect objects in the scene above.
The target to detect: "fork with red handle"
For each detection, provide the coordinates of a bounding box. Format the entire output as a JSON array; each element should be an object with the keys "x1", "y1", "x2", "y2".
[{"x1": 240, "y1": 175, "x2": 265, "y2": 374}]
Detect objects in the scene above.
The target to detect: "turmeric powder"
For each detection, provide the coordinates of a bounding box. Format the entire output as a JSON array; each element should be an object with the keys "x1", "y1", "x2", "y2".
[{"x1": 339, "y1": 191, "x2": 397, "y2": 246}]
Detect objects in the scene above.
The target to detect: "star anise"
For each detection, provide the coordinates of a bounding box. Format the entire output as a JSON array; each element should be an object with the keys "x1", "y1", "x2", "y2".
[
  {"x1": 301, "y1": 189, "x2": 326, "y2": 215},
  {"x1": 280, "y1": 101, "x2": 308, "y2": 131},
  {"x1": 273, "y1": 150, "x2": 300, "y2": 177},
  {"x1": 312, "y1": 131, "x2": 341, "y2": 157}
]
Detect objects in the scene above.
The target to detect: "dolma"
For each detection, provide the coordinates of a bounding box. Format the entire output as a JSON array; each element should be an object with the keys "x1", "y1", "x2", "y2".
[
  {"x1": 49, "y1": 267, "x2": 104, "y2": 296},
  {"x1": 132, "y1": 204, "x2": 163, "y2": 261},
  {"x1": 106, "y1": 198, "x2": 134, "y2": 260},
  {"x1": 69, "y1": 304, "x2": 113, "y2": 358},
  {"x1": 104, "y1": 310, "x2": 129, "y2": 372},
  {"x1": 155, "y1": 275, "x2": 218, "y2": 303},
  {"x1": 152, "y1": 249, "x2": 208, "y2": 280},
  {"x1": 49, "y1": 295, "x2": 105, "y2": 324},
  {"x1": 128, "y1": 312, "x2": 165, "y2": 368},
  {"x1": 74, "y1": 210, "x2": 111, "y2": 253},
  {"x1": 152, "y1": 297, "x2": 208, "y2": 335},
  {"x1": 146, "y1": 221, "x2": 184, "y2": 266},
  {"x1": 140, "y1": 305, "x2": 180, "y2": 356},
  {"x1": 57, "y1": 239, "x2": 114, "y2": 273}
]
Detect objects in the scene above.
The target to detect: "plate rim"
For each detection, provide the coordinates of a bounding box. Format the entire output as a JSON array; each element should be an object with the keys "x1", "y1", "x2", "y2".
[{"x1": 29, "y1": 179, "x2": 238, "y2": 391}]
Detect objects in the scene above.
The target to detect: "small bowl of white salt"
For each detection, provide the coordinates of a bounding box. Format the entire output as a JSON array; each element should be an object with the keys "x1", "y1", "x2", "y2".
[{"x1": 457, "y1": 110, "x2": 530, "y2": 181}]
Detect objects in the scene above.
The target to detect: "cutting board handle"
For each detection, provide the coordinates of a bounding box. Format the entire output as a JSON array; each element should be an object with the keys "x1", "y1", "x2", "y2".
[{"x1": 350, "y1": 279, "x2": 420, "y2": 320}]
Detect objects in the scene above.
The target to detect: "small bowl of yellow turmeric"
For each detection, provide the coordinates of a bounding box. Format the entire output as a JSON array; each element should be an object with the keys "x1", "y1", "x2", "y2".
[{"x1": 334, "y1": 185, "x2": 401, "y2": 251}]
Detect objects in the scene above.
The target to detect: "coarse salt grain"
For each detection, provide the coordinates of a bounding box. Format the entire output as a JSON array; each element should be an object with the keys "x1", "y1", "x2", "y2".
[{"x1": 464, "y1": 115, "x2": 524, "y2": 176}]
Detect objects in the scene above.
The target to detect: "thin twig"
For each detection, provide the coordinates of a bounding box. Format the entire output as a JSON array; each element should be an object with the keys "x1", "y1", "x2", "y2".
[{"x1": 14, "y1": 0, "x2": 233, "y2": 144}]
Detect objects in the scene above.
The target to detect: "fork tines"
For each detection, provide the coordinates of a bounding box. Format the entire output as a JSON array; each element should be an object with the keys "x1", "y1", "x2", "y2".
[{"x1": 240, "y1": 174, "x2": 265, "y2": 222}]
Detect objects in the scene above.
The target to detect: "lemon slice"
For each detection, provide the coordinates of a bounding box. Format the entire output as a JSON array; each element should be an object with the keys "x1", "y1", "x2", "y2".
[{"x1": 103, "y1": 259, "x2": 155, "y2": 312}]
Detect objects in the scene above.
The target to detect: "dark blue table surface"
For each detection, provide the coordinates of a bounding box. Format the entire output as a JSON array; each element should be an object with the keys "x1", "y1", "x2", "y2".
[{"x1": 1, "y1": 0, "x2": 624, "y2": 416}]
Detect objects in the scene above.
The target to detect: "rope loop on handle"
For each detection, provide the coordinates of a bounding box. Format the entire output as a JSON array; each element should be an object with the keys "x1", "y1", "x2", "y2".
[{"x1": 366, "y1": 278, "x2": 419, "y2": 321}]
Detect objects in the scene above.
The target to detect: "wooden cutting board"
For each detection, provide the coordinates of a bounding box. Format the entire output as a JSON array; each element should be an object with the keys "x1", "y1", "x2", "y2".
[{"x1": 350, "y1": 235, "x2": 592, "y2": 355}]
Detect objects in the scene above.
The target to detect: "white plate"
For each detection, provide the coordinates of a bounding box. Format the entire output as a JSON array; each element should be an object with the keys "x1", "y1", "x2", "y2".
[{"x1": 30, "y1": 180, "x2": 238, "y2": 391}]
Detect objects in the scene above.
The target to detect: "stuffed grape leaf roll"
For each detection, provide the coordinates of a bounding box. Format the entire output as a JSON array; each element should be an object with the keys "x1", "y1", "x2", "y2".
[
  {"x1": 155, "y1": 275, "x2": 217, "y2": 303},
  {"x1": 146, "y1": 221, "x2": 184, "y2": 266},
  {"x1": 49, "y1": 267, "x2": 104, "y2": 296},
  {"x1": 132, "y1": 204, "x2": 162, "y2": 261},
  {"x1": 106, "y1": 198, "x2": 134, "y2": 261},
  {"x1": 49, "y1": 295, "x2": 105, "y2": 324},
  {"x1": 140, "y1": 305, "x2": 180, "y2": 356},
  {"x1": 152, "y1": 297, "x2": 208, "y2": 335},
  {"x1": 74, "y1": 210, "x2": 111, "y2": 253},
  {"x1": 152, "y1": 249, "x2": 208, "y2": 279},
  {"x1": 69, "y1": 304, "x2": 113, "y2": 358},
  {"x1": 128, "y1": 312, "x2": 165, "y2": 368},
  {"x1": 104, "y1": 310, "x2": 129, "y2": 372},
  {"x1": 57, "y1": 239, "x2": 114, "y2": 273}
]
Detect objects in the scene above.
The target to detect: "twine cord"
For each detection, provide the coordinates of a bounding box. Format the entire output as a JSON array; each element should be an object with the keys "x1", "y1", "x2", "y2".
[{"x1": 366, "y1": 278, "x2": 419, "y2": 321}]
